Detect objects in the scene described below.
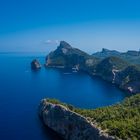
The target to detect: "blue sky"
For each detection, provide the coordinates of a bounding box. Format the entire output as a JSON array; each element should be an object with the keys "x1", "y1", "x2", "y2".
[{"x1": 0, "y1": 0, "x2": 140, "y2": 53}]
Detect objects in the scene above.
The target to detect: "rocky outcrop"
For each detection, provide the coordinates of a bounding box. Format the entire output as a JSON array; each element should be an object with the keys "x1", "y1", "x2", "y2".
[
  {"x1": 31, "y1": 59, "x2": 41, "y2": 70},
  {"x1": 95, "y1": 56, "x2": 128, "y2": 82},
  {"x1": 45, "y1": 41, "x2": 99, "y2": 70},
  {"x1": 39, "y1": 99, "x2": 116, "y2": 140},
  {"x1": 115, "y1": 65, "x2": 140, "y2": 93}
]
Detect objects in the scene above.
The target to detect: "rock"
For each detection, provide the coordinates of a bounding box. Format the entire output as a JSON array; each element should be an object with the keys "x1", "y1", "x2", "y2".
[
  {"x1": 39, "y1": 99, "x2": 115, "y2": 140},
  {"x1": 115, "y1": 65, "x2": 140, "y2": 93},
  {"x1": 45, "y1": 41, "x2": 98, "y2": 69},
  {"x1": 95, "y1": 56, "x2": 129, "y2": 82},
  {"x1": 31, "y1": 59, "x2": 41, "y2": 70}
]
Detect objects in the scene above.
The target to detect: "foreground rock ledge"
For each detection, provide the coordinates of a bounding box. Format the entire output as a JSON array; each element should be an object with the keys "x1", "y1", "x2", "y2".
[{"x1": 39, "y1": 99, "x2": 116, "y2": 140}]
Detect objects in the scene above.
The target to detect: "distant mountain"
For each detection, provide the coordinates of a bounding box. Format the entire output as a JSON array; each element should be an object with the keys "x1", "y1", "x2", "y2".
[
  {"x1": 45, "y1": 41, "x2": 140, "y2": 94},
  {"x1": 93, "y1": 48, "x2": 121, "y2": 58},
  {"x1": 93, "y1": 48, "x2": 140, "y2": 65}
]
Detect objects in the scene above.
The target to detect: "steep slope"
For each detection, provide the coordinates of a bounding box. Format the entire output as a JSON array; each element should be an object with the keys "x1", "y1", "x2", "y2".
[
  {"x1": 95, "y1": 56, "x2": 129, "y2": 82},
  {"x1": 45, "y1": 41, "x2": 99, "y2": 70},
  {"x1": 39, "y1": 94, "x2": 140, "y2": 140},
  {"x1": 93, "y1": 49, "x2": 140, "y2": 65},
  {"x1": 39, "y1": 99, "x2": 115, "y2": 140},
  {"x1": 115, "y1": 65, "x2": 140, "y2": 93}
]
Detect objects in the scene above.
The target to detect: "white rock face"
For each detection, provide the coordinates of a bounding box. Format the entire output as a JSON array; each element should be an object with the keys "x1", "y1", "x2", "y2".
[
  {"x1": 39, "y1": 99, "x2": 116, "y2": 140},
  {"x1": 112, "y1": 69, "x2": 119, "y2": 83},
  {"x1": 86, "y1": 59, "x2": 95, "y2": 67},
  {"x1": 62, "y1": 48, "x2": 68, "y2": 54}
]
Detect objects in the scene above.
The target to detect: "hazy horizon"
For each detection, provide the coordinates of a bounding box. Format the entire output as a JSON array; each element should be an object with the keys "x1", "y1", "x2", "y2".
[{"x1": 0, "y1": 0, "x2": 140, "y2": 53}]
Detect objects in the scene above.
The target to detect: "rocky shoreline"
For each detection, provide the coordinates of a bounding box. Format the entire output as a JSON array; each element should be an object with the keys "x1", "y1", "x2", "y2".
[{"x1": 39, "y1": 99, "x2": 117, "y2": 140}]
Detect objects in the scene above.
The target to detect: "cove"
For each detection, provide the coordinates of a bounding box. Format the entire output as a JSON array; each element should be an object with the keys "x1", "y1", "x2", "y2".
[{"x1": 0, "y1": 53, "x2": 129, "y2": 140}]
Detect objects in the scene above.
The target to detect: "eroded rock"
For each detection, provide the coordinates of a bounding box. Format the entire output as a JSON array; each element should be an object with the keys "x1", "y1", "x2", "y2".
[{"x1": 39, "y1": 99, "x2": 116, "y2": 140}]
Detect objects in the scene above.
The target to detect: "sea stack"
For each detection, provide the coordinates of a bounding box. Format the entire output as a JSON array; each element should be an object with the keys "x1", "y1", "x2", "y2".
[{"x1": 31, "y1": 59, "x2": 41, "y2": 70}]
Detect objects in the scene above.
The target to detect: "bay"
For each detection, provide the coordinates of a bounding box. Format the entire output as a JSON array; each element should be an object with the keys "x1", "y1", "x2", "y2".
[{"x1": 0, "y1": 53, "x2": 128, "y2": 140}]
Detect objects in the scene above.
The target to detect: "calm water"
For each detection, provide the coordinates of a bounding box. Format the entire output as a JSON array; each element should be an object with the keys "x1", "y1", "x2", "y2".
[{"x1": 0, "y1": 53, "x2": 128, "y2": 140}]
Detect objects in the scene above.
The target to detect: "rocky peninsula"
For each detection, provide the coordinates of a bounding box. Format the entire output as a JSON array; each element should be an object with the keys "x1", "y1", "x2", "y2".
[
  {"x1": 39, "y1": 99, "x2": 116, "y2": 140},
  {"x1": 39, "y1": 94, "x2": 140, "y2": 140}
]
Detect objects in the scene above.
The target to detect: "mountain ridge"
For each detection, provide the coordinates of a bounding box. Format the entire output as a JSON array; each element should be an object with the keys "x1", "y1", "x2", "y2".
[{"x1": 92, "y1": 48, "x2": 140, "y2": 65}]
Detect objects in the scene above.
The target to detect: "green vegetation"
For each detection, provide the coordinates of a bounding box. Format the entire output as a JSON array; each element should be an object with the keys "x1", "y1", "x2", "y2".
[
  {"x1": 47, "y1": 94, "x2": 140, "y2": 140},
  {"x1": 93, "y1": 48, "x2": 140, "y2": 65}
]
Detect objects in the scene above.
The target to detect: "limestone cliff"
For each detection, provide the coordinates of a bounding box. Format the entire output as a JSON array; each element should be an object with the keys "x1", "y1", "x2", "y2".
[
  {"x1": 45, "y1": 41, "x2": 99, "y2": 70},
  {"x1": 39, "y1": 99, "x2": 116, "y2": 140},
  {"x1": 115, "y1": 65, "x2": 140, "y2": 93}
]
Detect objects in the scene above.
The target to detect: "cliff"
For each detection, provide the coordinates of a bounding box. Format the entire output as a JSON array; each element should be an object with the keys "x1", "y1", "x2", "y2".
[
  {"x1": 39, "y1": 99, "x2": 115, "y2": 140},
  {"x1": 45, "y1": 41, "x2": 99, "y2": 70},
  {"x1": 115, "y1": 65, "x2": 140, "y2": 93},
  {"x1": 45, "y1": 41, "x2": 140, "y2": 94},
  {"x1": 39, "y1": 94, "x2": 140, "y2": 140},
  {"x1": 95, "y1": 56, "x2": 129, "y2": 82}
]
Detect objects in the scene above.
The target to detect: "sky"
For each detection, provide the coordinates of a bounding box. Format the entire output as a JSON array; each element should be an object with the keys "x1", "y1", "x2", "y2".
[{"x1": 0, "y1": 0, "x2": 140, "y2": 53}]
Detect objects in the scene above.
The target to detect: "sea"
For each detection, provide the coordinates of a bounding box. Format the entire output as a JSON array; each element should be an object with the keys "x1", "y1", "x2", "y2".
[{"x1": 0, "y1": 53, "x2": 129, "y2": 140}]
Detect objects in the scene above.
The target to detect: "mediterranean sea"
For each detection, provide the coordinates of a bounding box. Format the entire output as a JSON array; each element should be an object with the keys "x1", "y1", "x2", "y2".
[{"x1": 0, "y1": 53, "x2": 128, "y2": 140}]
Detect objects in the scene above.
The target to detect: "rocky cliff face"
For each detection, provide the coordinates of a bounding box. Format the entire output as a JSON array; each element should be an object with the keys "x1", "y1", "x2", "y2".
[
  {"x1": 93, "y1": 48, "x2": 140, "y2": 65},
  {"x1": 39, "y1": 99, "x2": 115, "y2": 140},
  {"x1": 115, "y1": 65, "x2": 140, "y2": 93},
  {"x1": 95, "y1": 56, "x2": 128, "y2": 82},
  {"x1": 46, "y1": 41, "x2": 99, "y2": 70}
]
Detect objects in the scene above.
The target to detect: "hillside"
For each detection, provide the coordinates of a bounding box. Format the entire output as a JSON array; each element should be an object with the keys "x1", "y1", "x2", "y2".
[
  {"x1": 93, "y1": 49, "x2": 140, "y2": 65},
  {"x1": 46, "y1": 94, "x2": 140, "y2": 140},
  {"x1": 45, "y1": 41, "x2": 99, "y2": 70},
  {"x1": 95, "y1": 56, "x2": 129, "y2": 82}
]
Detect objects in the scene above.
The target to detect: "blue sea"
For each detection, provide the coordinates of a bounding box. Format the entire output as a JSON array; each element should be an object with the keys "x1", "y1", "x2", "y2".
[{"x1": 0, "y1": 53, "x2": 128, "y2": 140}]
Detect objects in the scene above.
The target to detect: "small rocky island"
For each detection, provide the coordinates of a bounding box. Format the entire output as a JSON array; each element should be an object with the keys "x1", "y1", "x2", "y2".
[{"x1": 31, "y1": 59, "x2": 41, "y2": 70}]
